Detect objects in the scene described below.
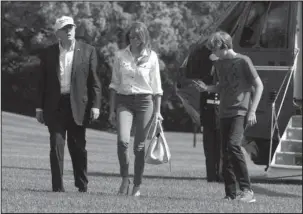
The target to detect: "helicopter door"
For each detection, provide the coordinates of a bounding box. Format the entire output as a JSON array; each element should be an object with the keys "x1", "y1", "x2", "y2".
[{"x1": 185, "y1": 2, "x2": 248, "y2": 80}]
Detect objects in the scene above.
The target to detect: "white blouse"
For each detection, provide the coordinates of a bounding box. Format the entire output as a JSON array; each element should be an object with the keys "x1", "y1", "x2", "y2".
[{"x1": 109, "y1": 46, "x2": 163, "y2": 95}]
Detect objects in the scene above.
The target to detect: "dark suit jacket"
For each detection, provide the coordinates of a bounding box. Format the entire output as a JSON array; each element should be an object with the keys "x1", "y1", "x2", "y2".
[{"x1": 37, "y1": 41, "x2": 102, "y2": 126}]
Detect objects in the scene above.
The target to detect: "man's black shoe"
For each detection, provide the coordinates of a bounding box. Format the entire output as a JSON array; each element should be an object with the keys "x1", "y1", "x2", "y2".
[
  {"x1": 53, "y1": 188, "x2": 65, "y2": 192},
  {"x1": 78, "y1": 187, "x2": 87, "y2": 192}
]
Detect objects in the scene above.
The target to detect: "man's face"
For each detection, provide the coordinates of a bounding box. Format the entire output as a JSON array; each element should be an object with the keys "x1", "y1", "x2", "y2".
[
  {"x1": 212, "y1": 48, "x2": 227, "y2": 59},
  {"x1": 56, "y1": 24, "x2": 75, "y2": 42}
]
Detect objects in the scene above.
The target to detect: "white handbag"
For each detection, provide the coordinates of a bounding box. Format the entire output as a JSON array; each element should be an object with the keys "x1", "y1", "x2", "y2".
[{"x1": 145, "y1": 120, "x2": 171, "y2": 165}]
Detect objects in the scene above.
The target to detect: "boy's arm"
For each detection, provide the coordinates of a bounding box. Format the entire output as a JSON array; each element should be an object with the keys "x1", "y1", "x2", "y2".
[
  {"x1": 192, "y1": 65, "x2": 221, "y2": 93},
  {"x1": 192, "y1": 80, "x2": 220, "y2": 93},
  {"x1": 206, "y1": 84, "x2": 220, "y2": 93},
  {"x1": 249, "y1": 76, "x2": 263, "y2": 114},
  {"x1": 243, "y1": 57, "x2": 264, "y2": 114}
]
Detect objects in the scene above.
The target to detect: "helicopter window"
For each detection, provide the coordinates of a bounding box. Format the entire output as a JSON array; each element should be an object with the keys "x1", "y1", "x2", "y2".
[
  {"x1": 239, "y1": 2, "x2": 268, "y2": 47},
  {"x1": 259, "y1": 2, "x2": 290, "y2": 48},
  {"x1": 239, "y1": 1, "x2": 290, "y2": 49}
]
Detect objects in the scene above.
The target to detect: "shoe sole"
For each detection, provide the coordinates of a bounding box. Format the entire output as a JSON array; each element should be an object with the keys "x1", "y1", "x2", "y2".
[{"x1": 240, "y1": 198, "x2": 256, "y2": 203}]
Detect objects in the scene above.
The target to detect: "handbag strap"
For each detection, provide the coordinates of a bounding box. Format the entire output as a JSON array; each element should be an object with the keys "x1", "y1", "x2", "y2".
[
  {"x1": 145, "y1": 115, "x2": 157, "y2": 141},
  {"x1": 157, "y1": 120, "x2": 164, "y2": 133},
  {"x1": 157, "y1": 120, "x2": 172, "y2": 173}
]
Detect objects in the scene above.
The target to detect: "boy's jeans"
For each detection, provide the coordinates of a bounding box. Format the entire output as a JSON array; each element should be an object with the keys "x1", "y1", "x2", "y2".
[{"x1": 220, "y1": 115, "x2": 251, "y2": 198}]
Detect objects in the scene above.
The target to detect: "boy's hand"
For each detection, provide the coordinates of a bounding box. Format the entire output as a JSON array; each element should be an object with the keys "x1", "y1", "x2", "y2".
[
  {"x1": 191, "y1": 80, "x2": 208, "y2": 92},
  {"x1": 247, "y1": 111, "x2": 257, "y2": 127}
]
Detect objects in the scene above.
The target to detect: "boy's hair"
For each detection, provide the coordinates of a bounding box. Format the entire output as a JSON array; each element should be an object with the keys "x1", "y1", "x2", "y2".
[{"x1": 206, "y1": 31, "x2": 233, "y2": 51}]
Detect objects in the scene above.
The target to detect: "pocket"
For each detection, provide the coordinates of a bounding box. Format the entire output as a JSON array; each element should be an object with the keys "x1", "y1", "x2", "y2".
[
  {"x1": 138, "y1": 63, "x2": 152, "y2": 69},
  {"x1": 138, "y1": 64, "x2": 151, "y2": 79}
]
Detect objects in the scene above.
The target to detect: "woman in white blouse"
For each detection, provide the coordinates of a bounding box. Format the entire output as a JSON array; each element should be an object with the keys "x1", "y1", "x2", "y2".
[{"x1": 108, "y1": 22, "x2": 163, "y2": 197}]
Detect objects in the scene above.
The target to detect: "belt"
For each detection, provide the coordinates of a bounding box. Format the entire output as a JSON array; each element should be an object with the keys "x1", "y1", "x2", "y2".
[
  {"x1": 206, "y1": 99, "x2": 220, "y2": 105},
  {"x1": 117, "y1": 93, "x2": 152, "y2": 97},
  {"x1": 60, "y1": 93, "x2": 70, "y2": 99}
]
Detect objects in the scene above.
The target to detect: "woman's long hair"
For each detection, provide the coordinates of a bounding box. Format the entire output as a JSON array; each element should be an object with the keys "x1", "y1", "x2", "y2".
[{"x1": 125, "y1": 22, "x2": 152, "y2": 57}]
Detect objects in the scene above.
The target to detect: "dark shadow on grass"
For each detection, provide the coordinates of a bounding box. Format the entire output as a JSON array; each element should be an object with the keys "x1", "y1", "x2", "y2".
[
  {"x1": 24, "y1": 188, "x2": 53, "y2": 193},
  {"x1": 129, "y1": 194, "x2": 205, "y2": 201},
  {"x1": 2, "y1": 165, "x2": 203, "y2": 180},
  {"x1": 2, "y1": 165, "x2": 302, "y2": 185},
  {"x1": 250, "y1": 176, "x2": 302, "y2": 185},
  {"x1": 251, "y1": 184, "x2": 302, "y2": 198},
  {"x1": 88, "y1": 171, "x2": 204, "y2": 181},
  {"x1": 1, "y1": 187, "x2": 53, "y2": 193},
  {"x1": 89, "y1": 172, "x2": 303, "y2": 185},
  {"x1": 22, "y1": 188, "x2": 54, "y2": 193}
]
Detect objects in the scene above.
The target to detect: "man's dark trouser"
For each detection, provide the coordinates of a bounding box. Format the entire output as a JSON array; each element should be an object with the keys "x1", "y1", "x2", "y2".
[
  {"x1": 201, "y1": 103, "x2": 222, "y2": 182},
  {"x1": 220, "y1": 115, "x2": 251, "y2": 198},
  {"x1": 203, "y1": 126, "x2": 222, "y2": 182},
  {"x1": 47, "y1": 94, "x2": 88, "y2": 191}
]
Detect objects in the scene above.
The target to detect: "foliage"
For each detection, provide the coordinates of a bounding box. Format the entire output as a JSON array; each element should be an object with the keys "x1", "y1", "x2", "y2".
[{"x1": 1, "y1": 1, "x2": 235, "y2": 131}]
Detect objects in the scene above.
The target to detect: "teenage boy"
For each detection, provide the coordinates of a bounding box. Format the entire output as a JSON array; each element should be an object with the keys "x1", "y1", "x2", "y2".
[{"x1": 193, "y1": 31, "x2": 264, "y2": 203}]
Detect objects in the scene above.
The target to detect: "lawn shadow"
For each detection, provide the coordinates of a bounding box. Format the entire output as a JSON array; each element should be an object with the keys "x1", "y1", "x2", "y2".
[
  {"x1": 251, "y1": 184, "x2": 302, "y2": 198},
  {"x1": 1, "y1": 187, "x2": 53, "y2": 193},
  {"x1": 2, "y1": 165, "x2": 203, "y2": 181},
  {"x1": 250, "y1": 176, "x2": 302, "y2": 185},
  {"x1": 3, "y1": 165, "x2": 302, "y2": 185},
  {"x1": 23, "y1": 188, "x2": 53, "y2": 193},
  {"x1": 88, "y1": 171, "x2": 204, "y2": 181}
]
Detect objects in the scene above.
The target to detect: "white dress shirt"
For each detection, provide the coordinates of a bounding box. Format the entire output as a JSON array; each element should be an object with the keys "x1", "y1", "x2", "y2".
[
  {"x1": 59, "y1": 40, "x2": 75, "y2": 94},
  {"x1": 109, "y1": 46, "x2": 163, "y2": 95}
]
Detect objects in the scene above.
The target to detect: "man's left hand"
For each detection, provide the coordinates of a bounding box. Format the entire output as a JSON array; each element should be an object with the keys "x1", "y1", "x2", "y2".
[{"x1": 91, "y1": 108, "x2": 100, "y2": 121}]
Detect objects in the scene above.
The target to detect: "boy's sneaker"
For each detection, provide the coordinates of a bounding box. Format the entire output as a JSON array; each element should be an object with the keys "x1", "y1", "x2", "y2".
[
  {"x1": 238, "y1": 189, "x2": 256, "y2": 203},
  {"x1": 223, "y1": 195, "x2": 235, "y2": 201}
]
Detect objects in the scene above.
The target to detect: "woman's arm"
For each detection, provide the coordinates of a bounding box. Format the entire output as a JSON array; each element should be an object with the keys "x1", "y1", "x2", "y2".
[
  {"x1": 109, "y1": 89, "x2": 117, "y2": 114},
  {"x1": 109, "y1": 54, "x2": 121, "y2": 114},
  {"x1": 153, "y1": 94, "x2": 161, "y2": 114}
]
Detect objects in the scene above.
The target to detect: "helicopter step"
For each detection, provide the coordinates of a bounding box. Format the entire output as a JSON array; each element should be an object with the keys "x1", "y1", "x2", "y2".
[{"x1": 266, "y1": 115, "x2": 302, "y2": 179}]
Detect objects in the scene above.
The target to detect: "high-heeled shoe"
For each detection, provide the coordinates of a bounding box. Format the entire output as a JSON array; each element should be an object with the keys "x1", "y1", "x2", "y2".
[
  {"x1": 117, "y1": 178, "x2": 130, "y2": 195},
  {"x1": 131, "y1": 185, "x2": 140, "y2": 197}
]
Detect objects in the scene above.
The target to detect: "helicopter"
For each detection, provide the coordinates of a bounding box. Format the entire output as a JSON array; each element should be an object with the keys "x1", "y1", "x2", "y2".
[{"x1": 177, "y1": 1, "x2": 302, "y2": 179}]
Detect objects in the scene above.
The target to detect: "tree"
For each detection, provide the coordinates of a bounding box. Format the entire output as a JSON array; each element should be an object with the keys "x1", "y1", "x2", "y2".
[{"x1": 1, "y1": 1, "x2": 233, "y2": 131}]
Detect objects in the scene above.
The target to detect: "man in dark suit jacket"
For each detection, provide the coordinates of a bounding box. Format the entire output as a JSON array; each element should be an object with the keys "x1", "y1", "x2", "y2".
[
  {"x1": 199, "y1": 62, "x2": 222, "y2": 182},
  {"x1": 187, "y1": 48, "x2": 223, "y2": 182},
  {"x1": 36, "y1": 16, "x2": 101, "y2": 192}
]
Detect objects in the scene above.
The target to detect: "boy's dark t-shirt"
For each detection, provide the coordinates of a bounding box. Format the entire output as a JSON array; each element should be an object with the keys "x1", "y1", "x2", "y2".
[{"x1": 213, "y1": 54, "x2": 259, "y2": 118}]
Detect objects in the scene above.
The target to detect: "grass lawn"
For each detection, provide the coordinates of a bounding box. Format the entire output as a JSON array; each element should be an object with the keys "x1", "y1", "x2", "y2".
[{"x1": 1, "y1": 112, "x2": 302, "y2": 213}]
